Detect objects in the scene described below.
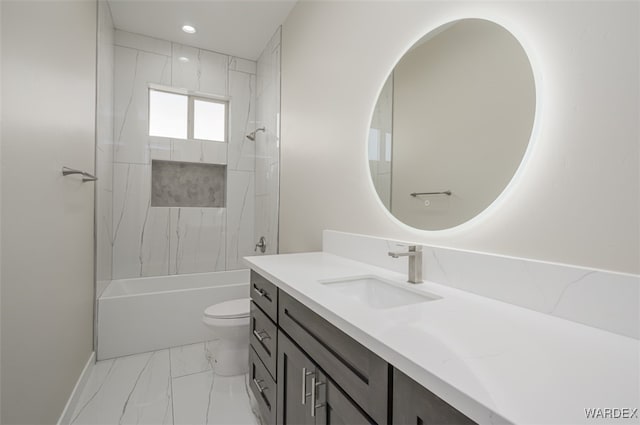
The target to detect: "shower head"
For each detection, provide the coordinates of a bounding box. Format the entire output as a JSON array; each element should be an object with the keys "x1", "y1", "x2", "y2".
[{"x1": 246, "y1": 127, "x2": 266, "y2": 141}]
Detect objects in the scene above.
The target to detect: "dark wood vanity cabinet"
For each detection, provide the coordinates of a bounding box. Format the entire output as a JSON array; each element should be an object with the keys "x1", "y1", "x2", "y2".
[
  {"x1": 277, "y1": 330, "x2": 372, "y2": 425},
  {"x1": 250, "y1": 301, "x2": 277, "y2": 378},
  {"x1": 251, "y1": 270, "x2": 278, "y2": 321},
  {"x1": 249, "y1": 269, "x2": 475, "y2": 425},
  {"x1": 250, "y1": 347, "x2": 277, "y2": 424},
  {"x1": 249, "y1": 271, "x2": 279, "y2": 425},
  {"x1": 315, "y1": 371, "x2": 372, "y2": 425},
  {"x1": 393, "y1": 369, "x2": 476, "y2": 425},
  {"x1": 278, "y1": 291, "x2": 388, "y2": 424},
  {"x1": 276, "y1": 330, "x2": 315, "y2": 425}
]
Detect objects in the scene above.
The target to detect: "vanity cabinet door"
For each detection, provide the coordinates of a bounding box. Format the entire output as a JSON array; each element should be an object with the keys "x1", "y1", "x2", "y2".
[
  {"x1": 392, "y1": 369, "x2": 476, "y2": 425},
  {"x1": 278, "y1": 291, "x2": 388, "y2": 424},
  {"x1": 277, "y1": 330, "x2": 315, "y2": 425},
  {"x1": 278, "y1": 331, "x2": 373, "y2": 425},
  {"x1": 314, "y1": 371, "x2": 374, "y2": 425}
]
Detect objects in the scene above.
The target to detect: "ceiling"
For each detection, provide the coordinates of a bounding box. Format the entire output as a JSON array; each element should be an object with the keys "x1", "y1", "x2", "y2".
[{"x1": 107, "y1": 0, "x2": 297, "y2": 60}]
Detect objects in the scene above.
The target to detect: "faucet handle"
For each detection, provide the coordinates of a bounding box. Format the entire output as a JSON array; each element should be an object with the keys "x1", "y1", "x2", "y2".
[
  {"x1": 393, "y1": 243, "x2": 421, "y2": 251},
  {"x1": 255, "y1": 236, "x2": 267, "y2": 253},
  {"x1": 388, "y1": 245, "x2": 422, "y2": 258}
]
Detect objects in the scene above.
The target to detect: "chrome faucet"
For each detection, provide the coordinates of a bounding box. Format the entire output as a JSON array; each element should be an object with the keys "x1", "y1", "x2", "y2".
[
  {"x1": 255, "y1": 236, "x2": 267, "y2": 253},
  {"x1": 388, "y1": 245, "x2": 423, "y2": 283}
]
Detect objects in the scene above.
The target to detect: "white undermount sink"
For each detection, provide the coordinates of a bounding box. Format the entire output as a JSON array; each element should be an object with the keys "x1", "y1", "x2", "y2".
[{"x1": 318, "y1": 275, "x2": 440, "y2": 309}]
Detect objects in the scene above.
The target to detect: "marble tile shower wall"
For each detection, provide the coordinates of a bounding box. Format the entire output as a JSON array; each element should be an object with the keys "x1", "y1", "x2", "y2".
[
  {"x1": 112, "y1": 30, "x2": 257, "y2": 279},
  {"x1": 255, "y1": 28, "x2": 281, "y2": 255}
]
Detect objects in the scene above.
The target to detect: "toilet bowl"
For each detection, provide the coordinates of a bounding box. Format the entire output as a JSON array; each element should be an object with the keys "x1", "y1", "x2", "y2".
[{"x1": 202, "y1": 298, "x2": 251, "y2": 376}]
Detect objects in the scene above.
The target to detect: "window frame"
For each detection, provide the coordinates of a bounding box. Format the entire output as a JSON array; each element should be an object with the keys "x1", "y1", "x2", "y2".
[{"x1": 148, "y1": 84, "x2": 229, "y2": 143}]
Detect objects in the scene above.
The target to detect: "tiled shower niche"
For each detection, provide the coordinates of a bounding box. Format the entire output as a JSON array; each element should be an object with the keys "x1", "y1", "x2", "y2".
[{"x1": 152, "y1": 160, "x2": 226, "y2": 208}]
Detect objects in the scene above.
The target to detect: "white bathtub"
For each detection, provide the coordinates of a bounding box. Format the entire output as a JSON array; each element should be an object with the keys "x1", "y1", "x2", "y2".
[{"x1": 97, "y1": 270, "x2": 249, "y2": 360}]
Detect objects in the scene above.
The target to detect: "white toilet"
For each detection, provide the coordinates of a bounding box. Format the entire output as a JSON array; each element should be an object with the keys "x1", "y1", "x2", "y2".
[{"x1": 202, "y1": 297, "x2": 251, "y2": 376}]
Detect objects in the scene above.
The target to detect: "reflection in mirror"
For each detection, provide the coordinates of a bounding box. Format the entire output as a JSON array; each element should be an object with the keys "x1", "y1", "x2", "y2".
[{"x1": 369, "y1": 19, "x2": 535, "y2": 230}]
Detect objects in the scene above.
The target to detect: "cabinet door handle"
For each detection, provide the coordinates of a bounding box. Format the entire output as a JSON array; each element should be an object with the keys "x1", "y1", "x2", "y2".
[
  {"x1": 301, "y1": 367, "x2": 313, "y2": 405},
  {"x1": 253, "y1": 378, "x2": 267, "y2": 394},
  {"x1": 310, "y1": 376, "x2": 326, "y2": 417},
  {"x1": 253, "y1": 329, "x2": 271, "y2": 342},
  {"x1": 253, "y1": 287, "x2": 266, "y2": 297}
]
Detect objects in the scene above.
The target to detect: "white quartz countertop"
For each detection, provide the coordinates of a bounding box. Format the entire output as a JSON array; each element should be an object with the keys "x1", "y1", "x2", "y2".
[{"x1": 244, "y1": 252, "x2": 639, "y2": 425}]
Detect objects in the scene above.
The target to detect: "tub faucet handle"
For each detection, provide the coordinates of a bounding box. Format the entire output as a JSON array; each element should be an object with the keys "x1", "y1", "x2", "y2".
[{"x1": 255, "y1": 236, "x2": 267, "y2": 253}]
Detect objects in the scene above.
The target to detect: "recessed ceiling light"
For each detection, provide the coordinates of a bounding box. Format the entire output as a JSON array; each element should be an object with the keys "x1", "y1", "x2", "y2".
[
  {"x1": 178, "y1": 56, "x2": 189, "y2": 63},
  {"x1": 182, "y1": 25, "x2": 196, "y2": 34}
]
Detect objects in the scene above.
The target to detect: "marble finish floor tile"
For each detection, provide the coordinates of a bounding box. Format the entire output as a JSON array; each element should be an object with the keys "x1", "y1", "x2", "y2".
[
  {"x1": 70, "y1": 350, "x2": 172, "y2": 424},
  {"x1": 170, "y1": 340, "x2": 219, "y2": 378},
  {"x1": 71, "y1": 342, "x2": 259, "y2": 425},
  {"x1": 172, "y1": 372, "x2": 259, "y2": 425}
]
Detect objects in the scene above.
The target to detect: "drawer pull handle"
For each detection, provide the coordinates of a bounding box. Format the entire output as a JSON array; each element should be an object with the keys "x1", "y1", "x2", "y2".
[
  {"x1": 253, "y1": 378, "x2": 267, "y2": 394},
  {"x1": 253, "y1": 287, "x2": 266, "y2": 297},
  {"x1": 310, "y1": 376, "x2": 325, "y2": 417},
  {"x1": 253, "y1": 329, "x2": 271, "y2": 342},
  {"x1": 301, "y1": 367, "x2": 313, "y2": 405}
]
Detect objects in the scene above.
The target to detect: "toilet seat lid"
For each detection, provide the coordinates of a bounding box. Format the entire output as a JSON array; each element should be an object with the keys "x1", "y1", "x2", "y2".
[{"x1": 204, "y1": 298, "x2": 251, "y2": 319}]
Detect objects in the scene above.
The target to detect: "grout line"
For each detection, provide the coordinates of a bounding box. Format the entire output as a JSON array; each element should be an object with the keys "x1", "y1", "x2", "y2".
[
  {"x1": 169, "y1": 349, "x2": 176, "y2": 425},
  {"x1": 171, "y1": 366, "x2": 215, "y2": 381},
  {"x1": 169, "y1": 342, "x2": 217, "y2": 380},
  {"x1": 114, "y1": 43, "x2": 171, "y2": 58}
]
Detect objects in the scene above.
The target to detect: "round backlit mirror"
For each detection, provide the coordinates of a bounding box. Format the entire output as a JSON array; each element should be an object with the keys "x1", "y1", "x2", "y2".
[{"x1": 368, "y1": 19, "x2": 536, "y2": 230}]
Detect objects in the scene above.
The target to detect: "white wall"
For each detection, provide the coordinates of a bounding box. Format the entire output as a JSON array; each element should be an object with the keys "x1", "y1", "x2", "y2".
[
  {"x1": 280, "y1": 1, "x2": 639, "y2": 274},
  {"x1": 1, "y1": 1, "x2": 96, "y2": 423}
]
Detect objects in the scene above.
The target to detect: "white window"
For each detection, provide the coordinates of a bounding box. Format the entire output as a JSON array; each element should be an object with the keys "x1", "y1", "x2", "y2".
[
  {"x1": 193, "y1": 98, "x2": 226, "y2": 142},
  {"x1": 149, "y1": 88, "x2": 227, "y2": 142},
  {"x1": 149, "y1": 90, "x2": 188, "y2": 139}
]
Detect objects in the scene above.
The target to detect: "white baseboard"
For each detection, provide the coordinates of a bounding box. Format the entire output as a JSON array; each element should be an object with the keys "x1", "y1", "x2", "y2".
[{"x1": 57, "y1": 351, "x2": 95, "y2": 425}]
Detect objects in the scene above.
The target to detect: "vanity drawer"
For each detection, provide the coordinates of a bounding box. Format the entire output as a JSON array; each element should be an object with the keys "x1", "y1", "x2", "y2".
[
  {"x1": 278, "y1": 291, "x2": 388, "y2": 425},
  {"x1": 250, "y1": 270, "x2": 278, "y2": 322},
  {"x1": 250, "y1": 346, "x2": 277, "y2": 425},
  {"x1": 250, "y1": 301, "x2": 277, "y2": 380}
]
